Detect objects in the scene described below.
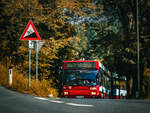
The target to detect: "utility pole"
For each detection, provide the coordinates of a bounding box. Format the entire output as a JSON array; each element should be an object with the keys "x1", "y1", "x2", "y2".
[{"x1": 136, "y1": 0, "x2": 140, "y2": 98}]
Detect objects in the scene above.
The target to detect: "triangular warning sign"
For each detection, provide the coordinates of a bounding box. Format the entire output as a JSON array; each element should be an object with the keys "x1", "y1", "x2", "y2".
[{"x1": 20, "y1": 20, "x2": 41, "y2": 40}]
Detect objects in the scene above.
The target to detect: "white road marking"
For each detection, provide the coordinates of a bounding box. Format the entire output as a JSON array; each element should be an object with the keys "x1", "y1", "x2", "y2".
[
  {"x1": 34, "y1": 97, "x2": 48, "y2": 100},
  {"x1": 48, "y1": 100, "x2": 64, "y2": 104},
  {"x1": 66, "y1": 103, "x2": 94, "y2": 107},
  {"x1": 34, "y1": 97, "x2": 94, "y2": 107}
]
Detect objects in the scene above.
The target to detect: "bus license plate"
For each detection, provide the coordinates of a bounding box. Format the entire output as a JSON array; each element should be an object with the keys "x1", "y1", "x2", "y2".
[{"x1": 76, "y1": 96, "x2": 84, "y2": 98}]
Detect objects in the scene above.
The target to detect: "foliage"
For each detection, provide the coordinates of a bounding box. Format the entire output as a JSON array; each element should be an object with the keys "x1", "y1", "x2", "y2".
[
  {"x1": 94, "y1": 0, "x2": 150, "y2": 98},
  {"x1": 0, "y1": 62, "x2": 58, "y2": 97},
  {"x1": 0, "y1": 0, "x2": 98, "y2": 91},
  {"x1": 0, "y1": 63, "x2": 9, "y2": 87}
]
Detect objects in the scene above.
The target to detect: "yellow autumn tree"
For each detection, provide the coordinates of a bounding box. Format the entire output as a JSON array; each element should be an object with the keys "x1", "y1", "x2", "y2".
[{"x1": 0, "y1": 0, "x2": 98, "y2": 86}]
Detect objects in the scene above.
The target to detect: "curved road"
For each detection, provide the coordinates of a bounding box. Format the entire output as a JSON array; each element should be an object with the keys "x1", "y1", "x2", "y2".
[{"x1": 0, "y1": 86, "x2": 150, "y2": 113}]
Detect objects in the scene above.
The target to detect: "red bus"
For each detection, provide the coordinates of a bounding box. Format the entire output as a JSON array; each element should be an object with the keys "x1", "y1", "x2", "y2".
[{"x1": 61, "y1": 60, "x2": 111, "y2": 98}]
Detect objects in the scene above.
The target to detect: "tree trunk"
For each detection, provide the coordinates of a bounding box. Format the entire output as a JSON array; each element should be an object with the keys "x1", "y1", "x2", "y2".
[{"x1": 129, "y1": 76, "x2": 133, "y2": 98}]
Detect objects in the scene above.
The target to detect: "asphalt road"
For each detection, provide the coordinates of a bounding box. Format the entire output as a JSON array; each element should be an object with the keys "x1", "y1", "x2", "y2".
[{"x1": 0, "y1": 86, "x2": 150, "y2": 113}]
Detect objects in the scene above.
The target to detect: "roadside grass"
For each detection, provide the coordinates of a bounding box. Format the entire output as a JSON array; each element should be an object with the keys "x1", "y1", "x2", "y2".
[
  {"x1": 0, "y1": 63, "x2": 9, "y2": 87},
  {"x1": 0, "y1": 63, "x2": 58, "y2": 97}
]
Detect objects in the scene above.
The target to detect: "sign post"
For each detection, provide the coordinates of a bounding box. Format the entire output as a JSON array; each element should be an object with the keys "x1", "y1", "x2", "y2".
[
  {"x1": 28, "y1": 42, "x2": 31, "y2": 87},
  {"x1": 20, "y1": 20, "x2": 41, "y2": 88},
  {"x1": 36, "y1": 40, "x2": 39, "y2": 82}
]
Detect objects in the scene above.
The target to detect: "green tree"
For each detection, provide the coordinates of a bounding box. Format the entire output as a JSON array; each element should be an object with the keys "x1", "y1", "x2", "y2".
[{"x1": 91, "y1": 0, "x2": 150, "y2": 98}]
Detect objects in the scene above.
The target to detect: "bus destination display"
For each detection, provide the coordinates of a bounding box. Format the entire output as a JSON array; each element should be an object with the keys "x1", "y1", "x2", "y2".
[{"x1": 65, "y1": 62, "x2": 97, "y2": 69}]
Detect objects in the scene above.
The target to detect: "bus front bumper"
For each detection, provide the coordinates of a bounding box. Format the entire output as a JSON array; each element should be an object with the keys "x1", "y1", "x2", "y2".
[{"x1": 62, "y1": 89, "x2": 100, "y2": 98}]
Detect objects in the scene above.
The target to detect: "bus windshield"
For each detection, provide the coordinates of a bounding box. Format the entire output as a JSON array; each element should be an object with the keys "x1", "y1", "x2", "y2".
[{"x1": 64, "y1": 70, "x2": 99, "y2": 86}]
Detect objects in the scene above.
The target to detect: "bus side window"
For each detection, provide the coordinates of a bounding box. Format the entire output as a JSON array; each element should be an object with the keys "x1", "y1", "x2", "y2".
[
  {"x1": 100, "y1": 70, "x2": 104, "y2": 85},
  {"x1": 96, "y1": 73, "x2": 99, "y2": 84}
]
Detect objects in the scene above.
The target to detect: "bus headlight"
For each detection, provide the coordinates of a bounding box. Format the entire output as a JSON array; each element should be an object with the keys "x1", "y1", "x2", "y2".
[
  {"x1": 91, "y1": 92, "x2": 96, "y2": 95},
  {"x1": 64, "y1": 92, "x2": 69, "y2": 95}
]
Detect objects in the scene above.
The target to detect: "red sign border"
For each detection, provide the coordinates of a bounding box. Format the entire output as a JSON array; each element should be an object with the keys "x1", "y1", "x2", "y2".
[{"x1": 20, "y1": 20, "x2": 41, "y2": 40}]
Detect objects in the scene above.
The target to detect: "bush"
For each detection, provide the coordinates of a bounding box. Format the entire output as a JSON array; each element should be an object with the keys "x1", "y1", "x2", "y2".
[
  {"x1": 0, "y1": 63, "x2": 58, "y2": 97},
  {"x1": 0, "y1": 63, "x2": 9, "y2": 87}
]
